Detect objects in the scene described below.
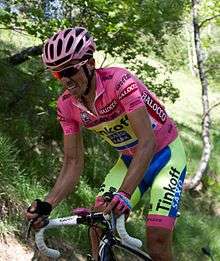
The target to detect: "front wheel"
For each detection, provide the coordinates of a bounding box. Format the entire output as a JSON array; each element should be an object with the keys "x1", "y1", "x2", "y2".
[
  {"x1": 99, "y1": 238, "x2": 152, "y2": 261},
  {"x1": 99, "y1": 242, "x2": 116, "y2": 261},
  {"x1": 111, "y1": 242, "x2": 152, "y2": 261}
]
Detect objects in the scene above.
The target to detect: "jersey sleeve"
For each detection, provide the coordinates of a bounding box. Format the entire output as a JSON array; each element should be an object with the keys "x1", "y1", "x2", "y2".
[
  {"x1": 57, "y1": 96, "x2": 80, "y2": 135},
  {"x1": 115, "y1": 69, "x2": 145, "y2": 113}
]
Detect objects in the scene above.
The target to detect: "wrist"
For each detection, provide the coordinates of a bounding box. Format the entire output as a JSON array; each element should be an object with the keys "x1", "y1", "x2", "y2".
[{"x1": 117, "y1": 190, "x2": 131, "y2": 199}]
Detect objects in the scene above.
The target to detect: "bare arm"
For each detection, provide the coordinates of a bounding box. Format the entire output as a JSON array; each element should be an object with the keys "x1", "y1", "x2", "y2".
[
  {"x1": 119, "y1": 107, "x2": 156, "y2": 196},
  {"x1": 45, "y1": 132, "x2": 84, "y2": 208}
]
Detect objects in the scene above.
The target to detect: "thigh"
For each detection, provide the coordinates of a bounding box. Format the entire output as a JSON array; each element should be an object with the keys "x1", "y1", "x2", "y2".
[
  {"x1": 147, "y1": 137, "x2": 187, "y2": 230},
  {"x1": 97, "y1": 157, "x2": 142, "y2": 208}
]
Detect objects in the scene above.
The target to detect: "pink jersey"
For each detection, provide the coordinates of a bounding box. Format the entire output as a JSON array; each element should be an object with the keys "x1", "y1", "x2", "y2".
[{"x1": 57, "y1": 67, "x2": 178, "y2": 155}]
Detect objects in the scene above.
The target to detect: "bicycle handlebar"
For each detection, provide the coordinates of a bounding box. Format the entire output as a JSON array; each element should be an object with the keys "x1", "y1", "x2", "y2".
[
  {"x1": 116, "y1": 215, "x2": 142, "y2": 248},
  {"x1": 35, "y1": 214, "x2": 142, "y2": 259},
  {"x1": 35, "y1": 216, "x2": 79, "y2": 259}
]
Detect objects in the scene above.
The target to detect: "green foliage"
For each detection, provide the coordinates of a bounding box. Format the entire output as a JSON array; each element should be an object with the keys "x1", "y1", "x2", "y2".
[
  {"x1": 162, "y1": 31, "x2": 189, "y2": 70},
  {"x1": 83, "y1": 129, "x2": 118, "y2": 187},
  {"x1": 128, "y1": 58, "x2": 180, "y2": 102},
  {"x1": 0, "y1": 0, "x2": 189, "y2": 47},
  {"x1": 0, "y1": 134, "x2": 22, "y2": 187},
  {"x1": 173, "y1": 192, "x2": 220, "y2": 260},
  {"x1": 0, "y1": 0, "x2": 187, "y2": 102},
  {"x1": 204, "y1": 26, "x2": 220, "y2": 87}
]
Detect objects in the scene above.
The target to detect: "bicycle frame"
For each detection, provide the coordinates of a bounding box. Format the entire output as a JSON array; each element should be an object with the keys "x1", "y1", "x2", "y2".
[{"x1": 99, "y1": 233, "x2": 152, "y2": 261}]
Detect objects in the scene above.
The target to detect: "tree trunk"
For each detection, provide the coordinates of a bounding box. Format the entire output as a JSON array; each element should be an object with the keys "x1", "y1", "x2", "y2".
[
  {"x1": 186, "y1": 0, "x2": 212, "y2": 189},
  {"x1": 185, "y1": 23, "x2": 197, "y2": 76}
]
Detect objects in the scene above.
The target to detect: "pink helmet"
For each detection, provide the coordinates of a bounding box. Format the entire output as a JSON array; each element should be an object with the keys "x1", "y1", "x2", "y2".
[{"x1": 42, "y1": 27, "x2": 96, "y2": 69}]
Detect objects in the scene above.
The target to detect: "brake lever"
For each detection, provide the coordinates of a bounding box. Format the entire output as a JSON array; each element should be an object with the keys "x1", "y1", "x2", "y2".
[
  {"x1": 25, "y1": 215, "x2": 40, "y2": 240},
  {"x1": 25, "y1": 220, "x2": 34, "y2": 240}
]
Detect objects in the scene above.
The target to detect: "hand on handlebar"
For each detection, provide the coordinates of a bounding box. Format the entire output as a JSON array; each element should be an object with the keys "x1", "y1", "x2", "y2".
[
  {"x1": 102, "y1": 192, "x2": 132, "y2": 218},
  {"x1": 25, "y1": 199, "x2": 52, "y2": 229}
]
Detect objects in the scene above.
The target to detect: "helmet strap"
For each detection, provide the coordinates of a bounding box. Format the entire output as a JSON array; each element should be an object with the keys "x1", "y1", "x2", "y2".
[{"x1": 82, "y1": 64, "x2": 95, "y2": 96}]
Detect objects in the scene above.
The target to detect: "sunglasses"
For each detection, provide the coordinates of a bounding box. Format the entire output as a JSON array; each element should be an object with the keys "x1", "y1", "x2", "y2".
[{"x1": 51, "y1": 60, "x2": 88, "y2": 80}]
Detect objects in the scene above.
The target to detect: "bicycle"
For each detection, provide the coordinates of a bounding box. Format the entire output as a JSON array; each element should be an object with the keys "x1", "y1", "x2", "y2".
[{"x1": 33, "y1": 207, "x2": 152, "y2": 260}]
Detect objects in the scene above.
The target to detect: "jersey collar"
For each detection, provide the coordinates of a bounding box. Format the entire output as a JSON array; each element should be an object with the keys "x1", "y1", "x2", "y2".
[{"x1": 69, "y1": 70, "x2": 104, "y2": 116}]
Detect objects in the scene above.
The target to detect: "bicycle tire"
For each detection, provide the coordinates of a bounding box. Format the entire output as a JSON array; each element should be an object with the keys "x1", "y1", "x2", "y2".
[
  {"x1": 99, "y1": 242, "x2": 116, "y2": 261},
  {"x1": 112, "y1": 240, "x2": 152, "y2": 261},
  {"x1": 100, "y1": 239, "x2": 152, "y2": 261}
]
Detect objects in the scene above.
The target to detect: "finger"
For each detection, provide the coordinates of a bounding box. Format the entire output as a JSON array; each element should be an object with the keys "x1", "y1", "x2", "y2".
[
  {"x1": 32, "y1": 217, "x2": 45, "y2": 229},
  {"x1": 103, "y1": 200, "x2": 118, "y2": 215},
  {"x1": 32, "y1": 222, "x2": 44, "y2": 230},
  {"x1": 26, "y1": 212, "x2": 38, "y2": 220},
  {"x1": 113, "y1": 208, "x2": 122, "y2": 218},
  {"x1": 27, "y1": 202, "x2": 37, "y2": 213},
  {"x1": 115, "y1": 202, "x2": 124, "y2": 211},
  {"x1": 93, "y1": 197, "x2": 107, "y2": 211},
  {"x1": 121, "y1": 205, "x2": 129, "y2": 214}
]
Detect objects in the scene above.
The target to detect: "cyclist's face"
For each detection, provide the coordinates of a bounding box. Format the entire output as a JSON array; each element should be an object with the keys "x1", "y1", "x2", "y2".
[{"x1": 52, "y1": 60, "x2": 90, "y2": 98}]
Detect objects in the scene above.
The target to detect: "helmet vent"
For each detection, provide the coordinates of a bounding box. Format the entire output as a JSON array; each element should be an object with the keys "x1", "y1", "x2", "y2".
[
  {"x1": 45, "y1": 43, "x2": 49, "y2": 59},
  {"x1": 85, "y1": 32, "x2": 90, "y2": 40},
  {"x1": 66, "y1": 36, "x2": 74, "y2": 53},
  {"x1": 64, "y1": 29, "x2": 71, "y2": 38},
  {"x1": 53, "y1": 33, "x2": 59, "y2": 41},
  {"x1": 50, "y1": 44, "x2": 54, "y2": 59},
  {"x1": 57, "y1": 39, "x2": 63, "y2": 56},
  {"x1": 87, "y1": 50, "x2": 93, "y2": 55},
  {"x1": 75, "y1": 39, "x2": 83, "y2": 53},
  {"x1": 46, "y1": 54, "x2": 72, "y2": 67},
  {"x1": 75, "y1": 28, "x2": 84, "y2": 37}
]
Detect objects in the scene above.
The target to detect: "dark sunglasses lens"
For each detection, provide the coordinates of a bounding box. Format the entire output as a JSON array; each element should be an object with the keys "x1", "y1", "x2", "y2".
[{"x1": 60, "y1": 67, "x2": 78, "y2": 78}]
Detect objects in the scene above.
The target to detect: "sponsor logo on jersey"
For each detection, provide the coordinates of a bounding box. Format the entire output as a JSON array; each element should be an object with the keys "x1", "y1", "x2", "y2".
[
  {"x1": 80, "y1": 111, "x2": 91, "y2": 124},
  {"x1": 99, "y1": 99, "x2": 117, "y2": 115},
  {"x1": 116, "y1": 73, "x2": 131, "y2": 90},
  {"x1": 98, "y1": 115, "x2": 132, "y2": 144},
  {"x1": 155, "y1": 167, "x2": 182, "y2": 212},
  {"x1": 118, "y1": 83, "x2": 138, "y2": 100},
  {"x1": 142, "y1": 91, "x2": 167, "y2": 124}
]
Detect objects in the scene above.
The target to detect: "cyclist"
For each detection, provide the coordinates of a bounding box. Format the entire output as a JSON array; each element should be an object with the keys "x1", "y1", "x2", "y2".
[{"x1": 26, "y1": 27, "x2": 187, "y2": 261}]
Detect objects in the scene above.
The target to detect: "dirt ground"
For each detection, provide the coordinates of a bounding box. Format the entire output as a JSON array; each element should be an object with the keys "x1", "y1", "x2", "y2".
[
  {"x1": 0, "y1": 234, "x2": 86, "y2": 261},
  {"x1": 0, "y1": 234, "x2": 33, "y2": 261}
]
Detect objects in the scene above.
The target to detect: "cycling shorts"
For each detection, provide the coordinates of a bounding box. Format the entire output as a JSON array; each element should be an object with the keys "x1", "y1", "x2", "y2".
[{"x1": 98, "y1": 136, "x2": 187, "y2": 231}]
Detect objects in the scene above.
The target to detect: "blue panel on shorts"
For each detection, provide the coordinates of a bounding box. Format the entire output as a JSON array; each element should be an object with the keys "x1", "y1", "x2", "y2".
[
  {"x1": 168, "y1": 167, "x2": 186, "y2": 217},
  {"x1": 121, "y1": 154, "x2": 133, "y2": 167},
  {"x1": 143, "y1": 146, "x2": 171, "y2": 190},
  {"x1": 121, "y1": 146, "x2": 171, "y2": 195}
]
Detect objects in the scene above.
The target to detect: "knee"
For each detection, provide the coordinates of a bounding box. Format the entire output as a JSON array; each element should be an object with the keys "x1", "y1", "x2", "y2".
[{"x1": 147, "y1": 227, "x2": 173, "y2": 260}]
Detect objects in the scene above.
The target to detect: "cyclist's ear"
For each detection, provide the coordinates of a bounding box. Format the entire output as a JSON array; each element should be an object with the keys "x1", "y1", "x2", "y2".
[{"x1": 87, "y1": 58, "x2": 95, "y2": 69}]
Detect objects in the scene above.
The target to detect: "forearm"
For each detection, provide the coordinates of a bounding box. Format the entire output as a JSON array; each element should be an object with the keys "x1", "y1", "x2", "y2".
[
  {"x1": 45, "y1": 159, "x2": 83, "y2": 207},
  {"x1": 119, "y1": 140, "x2": 156, "y2": 196}
]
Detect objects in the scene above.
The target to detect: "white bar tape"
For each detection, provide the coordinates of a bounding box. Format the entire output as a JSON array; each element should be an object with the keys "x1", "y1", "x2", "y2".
[
  {"x1": 35, "y1": 216, "x2": 78, "y2": 259},
  {"x1": 116, "y1": 215, "x2": 142, "y2": 248}
]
